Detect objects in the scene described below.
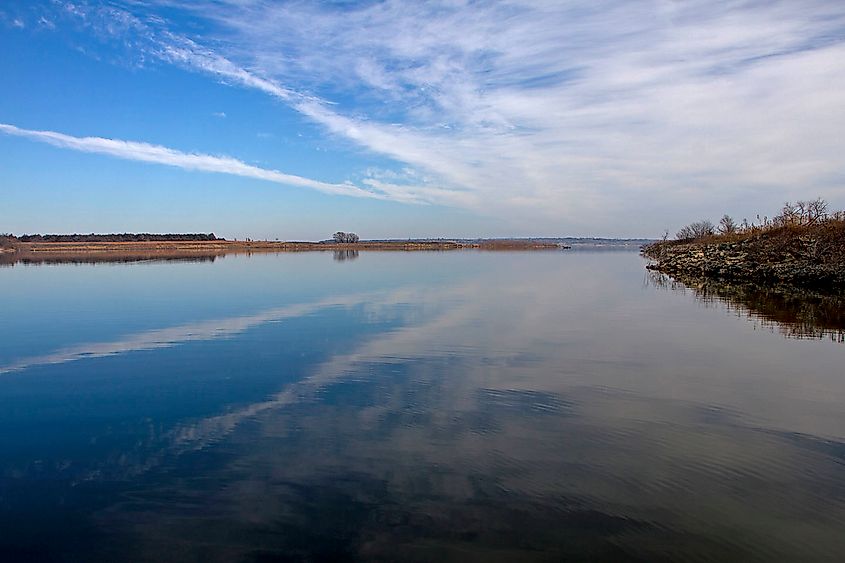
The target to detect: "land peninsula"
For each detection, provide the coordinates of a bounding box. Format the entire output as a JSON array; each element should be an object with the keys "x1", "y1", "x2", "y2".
[{"x1": 643, "y1": 199, "x2": 845, "y2": 291}]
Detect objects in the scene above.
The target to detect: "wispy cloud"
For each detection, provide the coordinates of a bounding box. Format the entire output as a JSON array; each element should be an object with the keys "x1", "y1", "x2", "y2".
[
  {"x1": 212, "y1": 111, "x2": 226, "y2": 118},
  {"x1": 0, "y1": 122, "x2": 422, "y2": 202},
  {"x1": 31, "y1": 1, "x2": 845, "y2": 233}
]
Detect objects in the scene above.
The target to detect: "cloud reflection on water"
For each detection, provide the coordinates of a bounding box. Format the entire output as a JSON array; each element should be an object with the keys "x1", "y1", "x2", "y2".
[
  {"x1": 99, "y1": 256, "x2": 845, "y2": 561},
  {"x1": 0, "y1": 284, "x2": 451, "y2": 375},
  {"x1": 2, "y1": 252, "x2": 844, "y2": 561}
]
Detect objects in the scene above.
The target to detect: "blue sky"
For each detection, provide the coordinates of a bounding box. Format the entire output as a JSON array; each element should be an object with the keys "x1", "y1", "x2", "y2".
[{"x1": 1, "y1": 1, "x2": 844, "y2": 239}]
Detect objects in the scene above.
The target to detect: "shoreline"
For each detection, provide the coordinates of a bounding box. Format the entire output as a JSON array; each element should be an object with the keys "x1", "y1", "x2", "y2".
[
  {"x1": 9, "y1": 239, "x2": 567, "y2": 252},
  {"x1": 0, "y1": 239, "x2": 569, "y2": 265},
  {"x1": 642, "y1": 230, "x2": 845, "y2": 292}
]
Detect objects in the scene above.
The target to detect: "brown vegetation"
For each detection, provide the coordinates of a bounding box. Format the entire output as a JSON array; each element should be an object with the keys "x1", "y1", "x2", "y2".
[
  {"x1": 0, "y1": 237, "x2": 567, "y2": 266},
  {"x1": 14, "y1": 233, "x2": 221, "y2": 243},
  {"x1": 671, "y1": 198, "x2": 841, "y2": 244},
  {"x1": 474, "y1": 240, "x2": 562, "y2": 250},
  {"x1": 0, "y1": 234, "x2": 17, "y2": 251}
]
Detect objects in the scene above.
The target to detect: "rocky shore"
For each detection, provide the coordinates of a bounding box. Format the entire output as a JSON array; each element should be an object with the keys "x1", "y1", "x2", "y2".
[{"x1": 642, "y1": 225, "x2": 845, "y2": 291}]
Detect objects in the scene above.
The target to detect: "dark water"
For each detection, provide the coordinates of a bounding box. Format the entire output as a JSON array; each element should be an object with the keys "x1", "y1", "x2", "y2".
[{"x1": 1, "y1": 250, "x2": 843, "y2": 562}]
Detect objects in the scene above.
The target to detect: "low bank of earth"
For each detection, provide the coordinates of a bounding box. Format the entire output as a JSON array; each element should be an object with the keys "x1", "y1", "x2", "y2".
[
  {"x1": 642, "y1": 223, "x2": 845, "y2": 291},
  {"x1": 1, "y1": 239, "x2": 568, "y2": 258}
]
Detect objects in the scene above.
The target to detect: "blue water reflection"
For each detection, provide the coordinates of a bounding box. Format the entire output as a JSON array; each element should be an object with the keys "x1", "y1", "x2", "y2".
[{"x1": 0, "y1": 250, "x2": 843, "y2": 561}]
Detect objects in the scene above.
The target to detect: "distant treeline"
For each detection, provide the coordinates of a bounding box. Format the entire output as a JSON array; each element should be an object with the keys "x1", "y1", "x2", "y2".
[{"x1": 10, "y1": 233, "x2": 222, "y2": 243}]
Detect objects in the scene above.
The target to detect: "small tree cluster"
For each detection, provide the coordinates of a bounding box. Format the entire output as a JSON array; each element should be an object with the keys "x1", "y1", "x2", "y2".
[
  {"x1": 676, "y1": 220, "x2": 715, "y2": 241},
  {"x1": 332, "y1": 231, "x2": 360, "y2": 243}
]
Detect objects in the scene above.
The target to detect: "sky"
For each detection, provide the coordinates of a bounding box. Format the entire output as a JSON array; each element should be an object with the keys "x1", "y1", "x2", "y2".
[{"x1": 1, "y1": 0, "x2": 844, "y2": 240}]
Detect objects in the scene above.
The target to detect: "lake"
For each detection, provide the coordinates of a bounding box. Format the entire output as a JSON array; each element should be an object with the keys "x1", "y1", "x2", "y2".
[{"x1": 1, "y1": 250, "x2": 843, "y2": 562}]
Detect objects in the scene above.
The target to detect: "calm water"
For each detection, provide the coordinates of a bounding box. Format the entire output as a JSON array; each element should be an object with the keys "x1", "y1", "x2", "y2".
[{"x1": 1, "y1": 250, "x2": 843, "y2": 562}]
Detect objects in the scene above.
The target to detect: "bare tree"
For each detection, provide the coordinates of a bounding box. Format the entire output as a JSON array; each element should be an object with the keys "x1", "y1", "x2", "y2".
[
  {"x1": 718, "y1": 215, "x2": 737, "y2": 235},
  {"x1": 776, "y1": 198, "x2": 829, "y2": 226},
  {"x1": 777, "y1": 202, "x2": 799, "y2": 226},
  {"x1": 676, "y1": 220, "x2": 715, "y2": 241},
  {"x1": 805, "y1": 198, "x2": 828, "y2": 224},
  {"x1": 332, "y1": 231, "x2": 360, "y2": 243}
]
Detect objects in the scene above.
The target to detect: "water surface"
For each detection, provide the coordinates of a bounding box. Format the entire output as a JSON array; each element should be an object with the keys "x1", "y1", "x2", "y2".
[{"x1": 1, "y1": 250, "x2": 843, "y2": 562}]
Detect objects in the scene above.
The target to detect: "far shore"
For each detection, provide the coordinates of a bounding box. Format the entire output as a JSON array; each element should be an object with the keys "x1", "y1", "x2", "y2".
[
  {"x1": 12, "y1": 239, "x2": 566, "y2": 251},
  {"x1": 0, "y1": 239, "x2": 569, "y2": 265}
]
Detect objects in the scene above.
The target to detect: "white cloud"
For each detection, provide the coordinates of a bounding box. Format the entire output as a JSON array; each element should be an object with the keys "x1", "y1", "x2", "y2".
[
  {"x1": 12, "y1": 18, "x2": 25, "y2": 29},
  {"x1": 44, "y1": 1, "x2": 845, "y2": 234},
  {"x1": 212, "y1": 111, "x2": 226, "y2": 118},
  {"x1": 0, "y1": 122, "x2": 411, "y2": 201}
]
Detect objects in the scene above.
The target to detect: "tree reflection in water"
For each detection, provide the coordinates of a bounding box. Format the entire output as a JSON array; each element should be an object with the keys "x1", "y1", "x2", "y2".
[
  {"x1": 333, "y1": 250, "x2": 360, "y2": 261},
  {"x1": 648, "y1": 271, "x2": 845, "y2": 342}
]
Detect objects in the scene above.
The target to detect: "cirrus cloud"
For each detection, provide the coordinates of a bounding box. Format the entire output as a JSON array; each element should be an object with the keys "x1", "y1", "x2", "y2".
[
  {"x1": 18, "y1": 1, "x2": 845, "y2": 234},
  {"x1": 0, "y1": 122, "x2": 423, "y2": 202}
]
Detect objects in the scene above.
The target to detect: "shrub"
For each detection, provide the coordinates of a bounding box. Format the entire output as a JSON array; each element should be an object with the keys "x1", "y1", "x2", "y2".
[{"x1": 676, "y1": 220, "x2": 715, "y2": 241}]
